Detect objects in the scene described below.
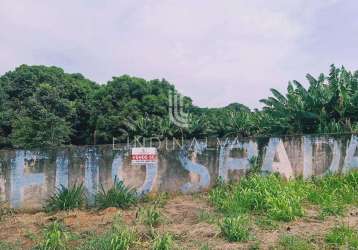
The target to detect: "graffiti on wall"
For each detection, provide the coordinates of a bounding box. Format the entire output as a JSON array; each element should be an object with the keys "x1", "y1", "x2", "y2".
[{"x1": 0, "y1": 135, "x2": 358, "y2": 209}]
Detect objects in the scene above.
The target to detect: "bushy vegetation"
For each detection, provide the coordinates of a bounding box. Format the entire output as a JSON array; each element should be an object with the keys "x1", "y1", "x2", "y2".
[
  {"x1": 96, "y1": 178, "x2": 138, "y2": 209},
  {"x1": 306, "y1": 172, "x2": 358, "y2": 218},
  {"x1": 2, "y1": 64, "x2": 358, "y2": 149},
  {"x1": 209, "y1": 174, "x2": 304, "y2": 221},
  {"x1": 325, "y1": 225, "x2": 358, "y2": 249},
  {"x1": 209, "y1": 171, "x2": 358, "y2": 222},
  {"x1": 45, "y1": 184, "x2": 85, "y2": 212}
]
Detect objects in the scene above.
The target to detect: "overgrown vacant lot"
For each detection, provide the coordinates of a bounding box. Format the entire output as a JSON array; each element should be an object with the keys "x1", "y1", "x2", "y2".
[{"x1": 0, "y1": 172, "x2": 357, "y2": 250}]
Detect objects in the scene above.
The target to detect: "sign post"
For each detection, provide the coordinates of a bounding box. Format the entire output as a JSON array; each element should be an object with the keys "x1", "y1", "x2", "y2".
[{"x1": 131, "y1": 147, "x2": 158, "y2": 165}]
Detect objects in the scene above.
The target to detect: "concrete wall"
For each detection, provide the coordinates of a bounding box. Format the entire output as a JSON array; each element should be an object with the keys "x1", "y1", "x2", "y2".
[{"x1": 0, "y1": 135, "x2": 358, "y2": 209}]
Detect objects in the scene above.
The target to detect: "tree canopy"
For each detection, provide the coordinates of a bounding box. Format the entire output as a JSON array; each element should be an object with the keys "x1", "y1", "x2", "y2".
[{"x1": 1, "y1": 64, "x2": 358, "y2": 149}]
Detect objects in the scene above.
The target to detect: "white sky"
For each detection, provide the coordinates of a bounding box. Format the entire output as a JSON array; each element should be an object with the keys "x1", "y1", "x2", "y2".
[{"x1": 1, "y1": 0, "x2": 358, "y2": 108}]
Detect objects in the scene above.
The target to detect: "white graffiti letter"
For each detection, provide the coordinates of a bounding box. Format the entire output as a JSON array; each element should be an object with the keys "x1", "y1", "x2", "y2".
[
  {"x1": 303, "y1": 137, "x2": 341, "y2": 178},
  {"x1": 179, "y1": 143, "x2": 210, "y2": 192},
  {"x1": 262, "y1": 138, "x2": 293, "y2": 179},
  {"x1": 343, "y1": 135, "x2": 358, "y2": 174},
  {"x1": 218, "y1": 140, "x2": 258, "y2": 181}
]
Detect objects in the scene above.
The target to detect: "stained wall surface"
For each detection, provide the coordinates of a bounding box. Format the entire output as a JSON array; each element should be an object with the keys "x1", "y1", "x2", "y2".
[{"x1": 1, "y1": 135, "x2": 358, "y2": 209}]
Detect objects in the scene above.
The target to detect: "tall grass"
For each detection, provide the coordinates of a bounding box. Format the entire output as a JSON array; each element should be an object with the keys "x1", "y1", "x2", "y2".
[
  {"x1": 45, "y1": 184, "x2": 85, "y2": 212},
  {"x1": 96, "y1": 178, "x2": 138, "y2": 209},
  {"x1": 209, "y1": 174, "x2": 304, "y2": 221},
  {"x1": 307, "y1": 172, "x2": 358, "y2": 217},
  {"x1": 209, "y1": 171, "x2": 358, "y2": 222}
]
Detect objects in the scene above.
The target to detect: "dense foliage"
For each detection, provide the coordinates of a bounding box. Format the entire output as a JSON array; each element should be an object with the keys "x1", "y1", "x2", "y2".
[
  {"x1": 1, "y1": 64, "x2": 358, "y2": 149},
  {"x1": 209, "y1": 171, "x2": 358, "y2": 221}
]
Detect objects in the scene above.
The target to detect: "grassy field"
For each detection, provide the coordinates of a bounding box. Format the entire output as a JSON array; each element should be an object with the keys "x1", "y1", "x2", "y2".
[{"x1": 0, "y1": 172, "x2": 357, "y2": 250}]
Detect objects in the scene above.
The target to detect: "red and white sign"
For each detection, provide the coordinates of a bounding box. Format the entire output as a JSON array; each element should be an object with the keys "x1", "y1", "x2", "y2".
[{"x1": 131, "y1": 147, "x2": 158, "y2": 165}]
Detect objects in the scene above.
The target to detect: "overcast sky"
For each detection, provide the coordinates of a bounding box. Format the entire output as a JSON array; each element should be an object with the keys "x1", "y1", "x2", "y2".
[{"x1": 1, "y1": 0, "x2": 358, "y2": 108}]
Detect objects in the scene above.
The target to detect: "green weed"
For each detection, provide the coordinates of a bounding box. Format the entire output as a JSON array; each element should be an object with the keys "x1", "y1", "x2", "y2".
[
  {"x1": 96, "y1": 178, "x2": 138, "y2": 209},
  {"x1": 197, "y1": 209, "x2": 220, "y2": 224},
  {"x1": 255, "y1": 216, "x2": 279, "y2": 230},
  {"x1": 141, "y1": 206, "x2": 162, "y2": 227},
  {"x1": 109, "y1": 228, "x2": 137, "y2": 250},
  {"x1": 45, "y1": 184, "x2": 85, "y2": 212},
  {"x1": 209, "y1": 172, "x2": 358, "y2": 222},
  {"x1": 219, "y1": 216, "x2": 251, "y2": 242},
  {"x1": 152, "y1": 233, "x2": 173, "y2": 250},
  {"x1": 307, "y1": 172, "x2": 358, "y2": 216},
  {"x1": 199, "y1": 243, "x2": 211, "y2": 250},
  {"x1": 209, "y1": 174, "x2": 305, "y2": 221},
  {"x1": 278, "y1": 235, "x2": 315, "y2": 250},
  {"x1": 78, "y1": 217, "x2": 137, "y2": 250},
  {"x1": 0, "y1": 241, "x2": 19, "y2": 250},
  {"x1": 146, "y1": 192, "x2": 170, "y2": 208},
  {"x1": 325, "y1": 225, "x2": 358, "y2": 249},
  {"x1": 36, "y1": 221, "x2": 69, "y2": 250}
]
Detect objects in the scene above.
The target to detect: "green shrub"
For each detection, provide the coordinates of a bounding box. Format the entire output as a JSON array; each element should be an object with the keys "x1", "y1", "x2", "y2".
[
  {"x1": 325, "y1": 225, "x2": 358, "y2": 249},
  {"x1": 220, "y1": 216, "x2": 251, "y2": 242},
  {"x1": 36, "y1": 221, "x2": 69, "y2": 250},
  {"x1": 152, "y1": 233, "x2": 173, "y2": 250},
  {"x1": 96, "y1": 178, "x2": 138, "y2": 209},
  {"x1": 45, "y1": 184, "x2": 85, "y2": 212}
]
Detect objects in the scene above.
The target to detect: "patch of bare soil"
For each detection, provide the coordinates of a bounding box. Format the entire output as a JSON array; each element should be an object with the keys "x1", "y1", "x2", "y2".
[
  {"x1": 0, "y1": 196, "x2": 357, "y2": 250},
  {"x1": 0, "y1": 207, "x2": 135, "y2": 249}
]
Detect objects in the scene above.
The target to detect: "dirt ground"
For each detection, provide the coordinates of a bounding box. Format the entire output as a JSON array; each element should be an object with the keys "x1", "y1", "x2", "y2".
[{"x1": 0, "y1": 195, "x2": 357, "y2": 249}]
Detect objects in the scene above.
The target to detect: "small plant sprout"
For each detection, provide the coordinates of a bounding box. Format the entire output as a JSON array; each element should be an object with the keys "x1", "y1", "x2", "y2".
[{"x1": 142, "y1": 206, "x2": 162, "y2": 227}]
